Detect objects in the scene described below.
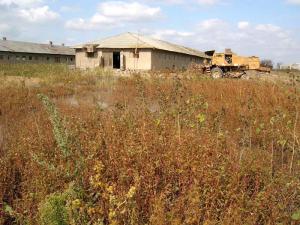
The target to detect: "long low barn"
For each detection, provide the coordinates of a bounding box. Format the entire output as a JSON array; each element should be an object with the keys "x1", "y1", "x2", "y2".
[
  {"x1": 280, "y1": 63, "x2": 300, "y2": 70},
  {"x1": 0, "y1": 38, "x2": 75, "y2": 64},
  {"x1": 74, "y1": 32, "x2": 210, "y2": 71}
]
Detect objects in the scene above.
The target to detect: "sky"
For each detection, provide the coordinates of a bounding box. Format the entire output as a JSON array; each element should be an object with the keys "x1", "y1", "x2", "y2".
[{"x1": 0, "y1": 0, "x2": 300, "y2": 63}]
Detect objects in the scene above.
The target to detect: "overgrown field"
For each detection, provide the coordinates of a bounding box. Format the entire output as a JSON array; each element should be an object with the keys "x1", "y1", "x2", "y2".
[{"x1": 0, "y1": 65, "x2": 300, "y2": 225}]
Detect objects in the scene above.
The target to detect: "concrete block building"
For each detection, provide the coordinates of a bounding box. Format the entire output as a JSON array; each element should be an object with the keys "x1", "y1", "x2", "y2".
[
  {"x1": 0, "y1": 38, "x2": 75, "y2": 64},
  {"x1": 280, "y1": 63, "x2": 300, "y2": 70},
  {"x1": 74, "y1": 33, "x2": 210, "y2": 71}
]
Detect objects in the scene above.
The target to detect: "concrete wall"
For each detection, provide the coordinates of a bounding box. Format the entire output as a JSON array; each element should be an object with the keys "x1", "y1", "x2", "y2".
[
  {"x1": 151, "y1": 49, "x2": 205, "y2": 70},
  {"x1": 75, "y1": 48, "x2": 152, "y2": 70},
  {"x1": 76, "y1": 49, "x2": 101, "y2": 69},
  {"x1": 291, "y1": 63, "x2": 300, "y2": 70},
  {"x1": 0, "y1": 51, "x2": 75, "y2": 64},
  {"x1": 121, "y1": 49, "x2": 152, "y2": 70},
  {"x1": 280, "y1": 64, "x2": 300, "y2": 70},
  {"x1": 75, "y1": 48, "x2": 205, "y2": 71}
]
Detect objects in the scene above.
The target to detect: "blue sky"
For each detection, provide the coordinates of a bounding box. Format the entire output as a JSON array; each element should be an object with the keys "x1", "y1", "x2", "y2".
[{"x1": 0, "y1": 0, "x2": 300, "y2": 63}]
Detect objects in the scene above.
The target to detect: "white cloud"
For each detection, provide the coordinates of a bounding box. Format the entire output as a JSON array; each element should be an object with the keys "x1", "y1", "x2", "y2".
[
  {"x1": 0, "y1": 23, "x2": 9, "y2": 31},
  {"x1": 196, "y1": 0, "x2": 220, "y2": 5},
  {"x1": 145, "y1": 19, "x2": 299, "y2": 63},
  {"x1": 0, "y1": 0, "x2": 61, "y2": 41},
  {"x1": 160, "y1": 0, "x2": 184, "y2": 4},
  {"x1": 66, "y1": 1, "x2": 161, "y2": 30},
  {"x1": 90, "y1": 14, "x2": 115, "y2": 24},
  {"x1": 60, "y1": 5, "x2": 80, "y2": 13},
  {"x1": 199, "y1": 18, "x2": 226, "y2": 30},
  {"x1": 65, "y1": 18, "x2": 90, "y2": 30},
  {"x1": 18, "y1": 5, "x2": 59, "y2": 22},
  {"x1": 286, "y1": 0, "x2": 300, "y2": 5},
  {"x1": 99, "y1": 1, "x2": 160, "y2": 19},
  {"x1": 256, "y1": 24, "x2": 281, "y2": 32},
  {"x1": 0, "y1": 0, "x2": 59, "y2": 23},
  {"x1": 150, "y1": 29, "x2": 194, "y2": 39},
  {"x1": 149, "y1": 0, "x2": 221, "y2": 6},
  {"x1": 0, "y1": 0, "x2": 41, "y2": 6},
  {"x1": 238, "y1": 21, "x2": 249, "y2": 29}
]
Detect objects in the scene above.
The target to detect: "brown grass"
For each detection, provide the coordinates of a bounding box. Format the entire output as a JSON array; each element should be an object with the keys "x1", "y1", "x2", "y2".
[{"x1": 0, "y1": 66, "x2": 300, "y2": 225}]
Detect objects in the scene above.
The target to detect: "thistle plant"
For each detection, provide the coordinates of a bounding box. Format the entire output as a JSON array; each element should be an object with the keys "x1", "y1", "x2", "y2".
[
  {"x1": 36, "y1": 94, "x2": 86, "y2": 181},
  {"x1": 37, "y1": 94, "x2": 70, "y2": 158}
]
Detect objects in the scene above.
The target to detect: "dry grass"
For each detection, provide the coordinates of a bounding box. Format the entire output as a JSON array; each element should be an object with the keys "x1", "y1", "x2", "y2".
[{"x1": 0, "y1": 65, "x2": 300, "y2": 225}]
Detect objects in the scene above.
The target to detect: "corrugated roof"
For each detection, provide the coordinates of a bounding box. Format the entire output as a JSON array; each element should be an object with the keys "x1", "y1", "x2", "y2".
[
  {"x1": 0, "y1": 39, "x2": 75, "y2": 55},
  {"x1": 74, "y1": 32, "x2": 210, "y2": 58}
]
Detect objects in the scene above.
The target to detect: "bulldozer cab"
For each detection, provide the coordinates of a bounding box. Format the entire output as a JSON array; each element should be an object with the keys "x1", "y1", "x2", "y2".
[
  {"x1": 224, "y1": 49, "x2": 233, "y2": 65},
  {"x1": 212, "y1": 53, "x2": 227, "y2": 66},
  {"x1": 211, "y1": 49, "x2": 234, "y2": 66}
]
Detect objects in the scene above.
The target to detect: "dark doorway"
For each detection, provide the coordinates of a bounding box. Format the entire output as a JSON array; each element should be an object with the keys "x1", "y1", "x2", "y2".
[{"x1": 113, "y1": 52, "x2": 121, "y2": 69}]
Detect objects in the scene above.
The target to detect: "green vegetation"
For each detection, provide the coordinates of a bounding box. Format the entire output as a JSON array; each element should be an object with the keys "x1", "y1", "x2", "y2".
[
  {"x1": 39, "y1": 192, "x2": 69, "y2": 225},
  {"x1": 0, "y1": 64, "x2": 73, "y2": 78},
  {"x1": 0, "y1": 65, "x2": 299, "y2": 225}
]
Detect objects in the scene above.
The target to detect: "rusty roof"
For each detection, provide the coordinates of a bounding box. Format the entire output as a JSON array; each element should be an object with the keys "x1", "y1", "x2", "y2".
[
  {"x1": 0, "y1": 39, "x2": 75, "y2": 55},
  {"x1": 74, "y1": 32, "x2": 210, "y2": 59}
]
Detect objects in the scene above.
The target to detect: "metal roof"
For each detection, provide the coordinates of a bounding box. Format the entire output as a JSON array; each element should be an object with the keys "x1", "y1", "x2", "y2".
[
  {"x1": 0, "y1": 39, "x2": 75, "y2": 55},
  {"x1": 74, "y1": 32, "x2": 210, "y2": 59}
]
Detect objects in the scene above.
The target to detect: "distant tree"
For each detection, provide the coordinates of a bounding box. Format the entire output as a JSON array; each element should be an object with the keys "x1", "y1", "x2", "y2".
[{"x1": 261, "y1": 59, "x2": 274, "y2": 69}]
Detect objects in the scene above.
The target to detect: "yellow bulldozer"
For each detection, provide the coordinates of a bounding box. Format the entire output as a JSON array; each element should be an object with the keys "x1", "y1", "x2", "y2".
[{"x1": 204, "y1": 49, "x2": 270, "y2": 78}]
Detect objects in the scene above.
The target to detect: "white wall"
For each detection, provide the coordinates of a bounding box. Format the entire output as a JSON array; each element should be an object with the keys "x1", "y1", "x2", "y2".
[{"x1": 75, "y1": 48, "x2": 206, "y2": 71}]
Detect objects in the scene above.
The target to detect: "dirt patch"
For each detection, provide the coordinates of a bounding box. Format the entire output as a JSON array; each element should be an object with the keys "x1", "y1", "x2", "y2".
[
  {"x1": 1, "y1": 76, "x2": 41, "y2": 88},
  {"x1": 53, "y1": 88, "x2": 114, "y2": 110}
]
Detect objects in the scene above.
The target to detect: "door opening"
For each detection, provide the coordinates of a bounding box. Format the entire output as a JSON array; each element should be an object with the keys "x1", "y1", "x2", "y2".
[{"x1": 113, "y1": 52, "x2": 121, "y2": 69}]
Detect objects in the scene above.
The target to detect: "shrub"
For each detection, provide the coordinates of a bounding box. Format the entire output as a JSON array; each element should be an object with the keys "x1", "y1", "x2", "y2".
[{"x1": 38, "y1": 193, "x2": 69, "y2": 225}]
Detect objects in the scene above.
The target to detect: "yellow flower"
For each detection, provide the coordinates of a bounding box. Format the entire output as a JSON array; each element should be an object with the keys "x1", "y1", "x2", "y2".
[
  {"x1": 107, "y1": 185, "x2": 114, "y2": 194},
  {"x1": 72, "y1": 199, "x2": 81, "y2": 209},
  {"x1": 109, "y1": 210, "x2": 116, "y2": 220},
  {"x1": 87, "y1": 207, "x2": 96, "y2": 216},
  {"x1": 126, "y1": 186, "x2": 136, "y2": 199},
  {"x1": 94, "y1": 162, "x2": 105, "y2": 173}
]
